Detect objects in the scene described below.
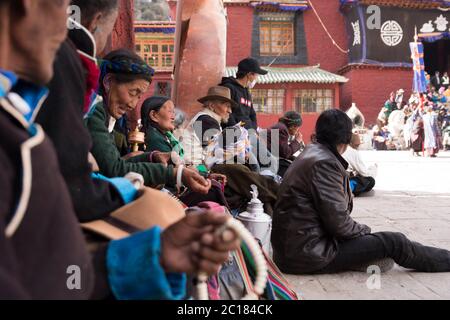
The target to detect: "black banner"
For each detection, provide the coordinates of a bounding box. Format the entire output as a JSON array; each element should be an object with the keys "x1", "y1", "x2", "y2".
[{"x1": 344, "y1": 4, "x2": 450, "y2": 64}]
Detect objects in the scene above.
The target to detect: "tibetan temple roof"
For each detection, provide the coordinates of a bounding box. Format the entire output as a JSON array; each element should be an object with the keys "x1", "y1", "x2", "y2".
[
  {"x1": 340, "y1": 0, "x2": 450, "y2": 9},
  {"x1": 224, "y1": 0, "x2": 310, "y2": 11},
  {"x1": 225, "y1": 65, "x2": 349, "y2": 84}
]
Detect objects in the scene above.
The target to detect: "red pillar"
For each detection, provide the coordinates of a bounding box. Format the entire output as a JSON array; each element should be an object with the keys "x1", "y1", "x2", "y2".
[
  {"x1": 104, "y1": 0, "x2": 135, "y2": 55},
  {"x1": 109, "y1": 0, "x2": 137, "y2": 125},
  {"x1": 172, "y1": 0, "x2": 227, "y2": 118}
]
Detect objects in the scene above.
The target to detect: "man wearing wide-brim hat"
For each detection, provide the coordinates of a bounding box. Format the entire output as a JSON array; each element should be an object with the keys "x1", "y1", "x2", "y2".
[
  {"x1": 182, "y1": 86, "x2": 238, "y2": 166},
  {"x1": 182, "y1": 86, "x2": 280, "y2": 215}
]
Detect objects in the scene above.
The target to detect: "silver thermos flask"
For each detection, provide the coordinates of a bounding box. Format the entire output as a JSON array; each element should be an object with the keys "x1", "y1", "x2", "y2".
[{"x1": 236, "y1": 185, "x2": 272, "y2": 253}]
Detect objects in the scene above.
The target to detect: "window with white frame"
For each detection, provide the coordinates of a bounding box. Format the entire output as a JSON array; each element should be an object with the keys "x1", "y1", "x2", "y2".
[
  {"x1": 292, "y1": 89, "x2": 334, "y2": 113},
  {"x1": 252, "y1": 89, "x2": 285, "y2": 114}
]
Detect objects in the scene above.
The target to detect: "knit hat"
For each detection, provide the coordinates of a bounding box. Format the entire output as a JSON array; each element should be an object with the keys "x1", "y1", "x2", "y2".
[
  {"x1": 98, "y1": 49, "x2": 154, "y2": 95},
  {"x1": 281, "y1": 111, "x2": 303, "y2": 127}
]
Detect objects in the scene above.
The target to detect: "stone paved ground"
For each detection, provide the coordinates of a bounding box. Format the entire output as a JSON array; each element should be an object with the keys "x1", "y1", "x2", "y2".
[{"x1": 284, "y1": 151, "x2": 450, "y2": 300}]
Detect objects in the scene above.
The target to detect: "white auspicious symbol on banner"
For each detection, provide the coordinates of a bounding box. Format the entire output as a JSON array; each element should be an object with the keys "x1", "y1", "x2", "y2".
[
  {"x1": 435, "y1": 14, "x2": 448, "y2": 32},
  {"x1": 380, "y1": 20, "x2": 403, "y2": 46},
  {"x1": 420, "y1": 20, "x2": 435, "y2": 33},
  {"x1": 352, "y1": 20, "x2": 361, "y2": 46}
]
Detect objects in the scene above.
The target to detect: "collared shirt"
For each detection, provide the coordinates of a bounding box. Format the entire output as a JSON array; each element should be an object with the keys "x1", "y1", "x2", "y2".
[
  {"x1": 108, "y1": 117, "x2": 116, "y2": 133},
  {"x1": 0, "y1": 69, "x2": 48, "y2": 126},
  {"x1": 0, "y1": 70, "x2": 17, "y2": 98}
]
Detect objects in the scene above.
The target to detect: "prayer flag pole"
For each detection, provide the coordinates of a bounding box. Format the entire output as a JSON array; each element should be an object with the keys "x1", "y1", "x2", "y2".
[{"x1": 410, "y1": 27, "x2": 426, "y2": 156}]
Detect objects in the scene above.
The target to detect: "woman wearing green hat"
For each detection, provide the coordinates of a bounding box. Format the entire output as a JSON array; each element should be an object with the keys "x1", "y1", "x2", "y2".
[{"x1": 266, "y1": 111, "x2": 305, "y2": 177}]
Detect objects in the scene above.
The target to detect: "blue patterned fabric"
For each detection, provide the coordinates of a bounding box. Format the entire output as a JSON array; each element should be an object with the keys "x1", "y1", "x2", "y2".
[
  {"x1": 106, "y1": 227, "x2": 187, "y2": 300},
  {"x1": 134, "y1": 27, "x2": 175, "y2": 34}
]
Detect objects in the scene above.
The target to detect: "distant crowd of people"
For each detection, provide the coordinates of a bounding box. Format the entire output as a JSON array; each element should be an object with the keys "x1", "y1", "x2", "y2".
[{"x1": 372, "y1": 71, "x2": 450, "y2": 156}]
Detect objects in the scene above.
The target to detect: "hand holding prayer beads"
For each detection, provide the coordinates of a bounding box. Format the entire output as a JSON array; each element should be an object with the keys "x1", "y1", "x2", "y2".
[{"x1": 196, "y1": 217, "x2": 268, "y2": 300}]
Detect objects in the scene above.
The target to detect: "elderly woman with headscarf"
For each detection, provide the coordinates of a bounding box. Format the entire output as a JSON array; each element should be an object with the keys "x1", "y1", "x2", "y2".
[
  {"x1": 139, "y1": 96, "x2": 230, "y2": 207},
  {"x1": 140, "y1": 96, "x2": 185, "y2": 164},
  {"x1": 86, "y1": 49, "x2": 211, "y2": 194},
  {"x1": 266, "y1": 111, "x2": 304, "y2": 161}
]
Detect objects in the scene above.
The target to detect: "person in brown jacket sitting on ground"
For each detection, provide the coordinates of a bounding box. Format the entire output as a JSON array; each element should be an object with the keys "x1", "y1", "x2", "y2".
[{"x1": 271, "y1": 109, "x2": 450, "y2": 275}]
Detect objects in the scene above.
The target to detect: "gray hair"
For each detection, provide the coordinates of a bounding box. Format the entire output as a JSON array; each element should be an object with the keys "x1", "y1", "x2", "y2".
[{"x1": 174, "y1": 108, "x2": 186, "y2": 129}]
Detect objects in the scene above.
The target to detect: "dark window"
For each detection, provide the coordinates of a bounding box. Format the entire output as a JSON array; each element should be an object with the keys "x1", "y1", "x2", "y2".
[
  {"x1": 252, "y1": 11, "x2": 308, "y2": 65},
  {"x1": 156, "y1": 82, "x2": 171, "y2": 98},
  {"x1": 260, "y1": 20, "x2": 295, "y2": 56}
]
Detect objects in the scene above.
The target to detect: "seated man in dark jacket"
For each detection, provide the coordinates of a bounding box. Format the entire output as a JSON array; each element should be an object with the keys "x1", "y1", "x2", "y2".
[{"x1": 272, "y1": 109, "x2": 450, "y2": 274}]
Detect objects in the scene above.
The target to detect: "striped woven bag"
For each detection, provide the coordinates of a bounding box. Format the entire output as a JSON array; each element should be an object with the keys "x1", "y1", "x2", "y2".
[{"x1": 234, "y1": 242, "x2": 299, "y2": 300}]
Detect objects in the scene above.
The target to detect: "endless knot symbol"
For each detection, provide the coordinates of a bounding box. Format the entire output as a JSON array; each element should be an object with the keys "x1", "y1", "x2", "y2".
[{"x1": 380, "y1": 20, "x2": 403, "y2": 47}]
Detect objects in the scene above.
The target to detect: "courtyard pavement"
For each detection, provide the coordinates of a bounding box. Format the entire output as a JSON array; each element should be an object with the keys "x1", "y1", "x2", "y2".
[{"x1": 284, "y1": 150, "x2": 450, "y2": 300}]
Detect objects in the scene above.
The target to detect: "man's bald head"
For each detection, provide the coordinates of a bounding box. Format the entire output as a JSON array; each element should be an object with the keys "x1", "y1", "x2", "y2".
[{"x1": 350, "y1": 133, "x2": 361, "y2": 149}]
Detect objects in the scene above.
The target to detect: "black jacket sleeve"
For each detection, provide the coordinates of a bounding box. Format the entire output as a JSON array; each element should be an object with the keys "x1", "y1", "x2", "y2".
[
  {"x1": 36, "y1": 40, "x2": 125, "y2": 222},
  {"x1": 220, "y1": 82, "x2": 238, "y2": 128},
  {"x1": 249, "y1": 105, "x2": 258, "y2": 130},
  {"x1": 310, "y1": 161, "x2": 371, "y2": 240}
]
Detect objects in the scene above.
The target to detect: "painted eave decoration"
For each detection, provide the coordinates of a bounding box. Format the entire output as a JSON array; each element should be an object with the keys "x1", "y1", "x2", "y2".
[
  {"x1": 225, "y1": 0, "x2": 310, "y2": 11},
  {"x1": 340, "y1": 0, "x2": 450, "y2": 9},
  {"x1": 224, "y1": 65, "x2": 349, "y2": 84},
  {"x1": 134, "y1": 22, "x2": 176, "y2": 34}
]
